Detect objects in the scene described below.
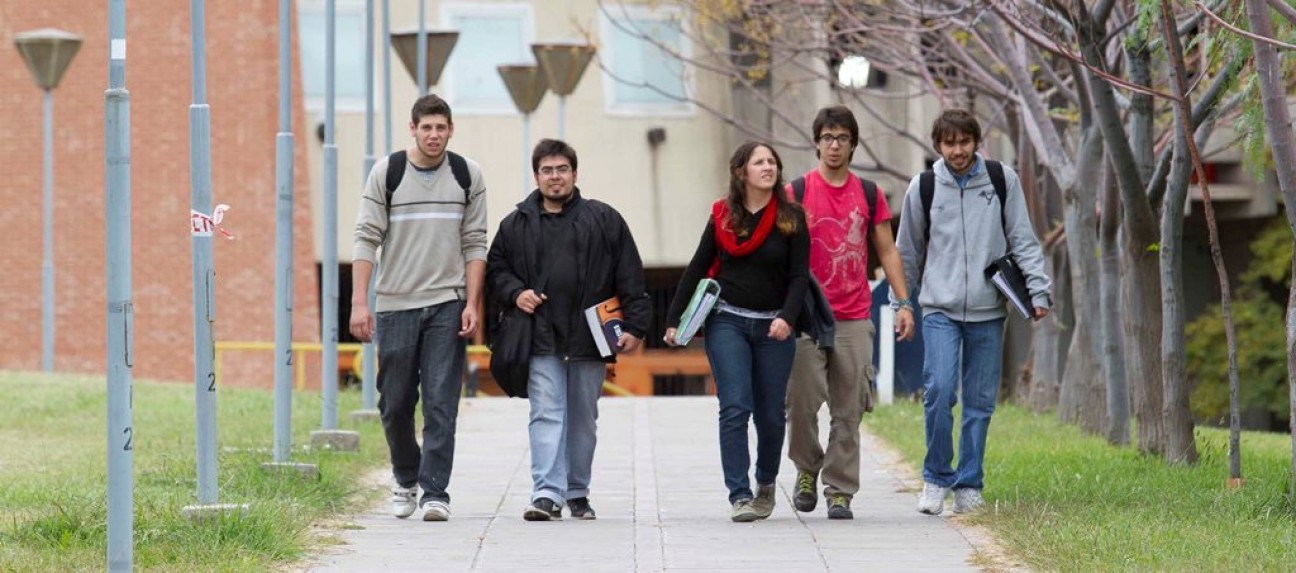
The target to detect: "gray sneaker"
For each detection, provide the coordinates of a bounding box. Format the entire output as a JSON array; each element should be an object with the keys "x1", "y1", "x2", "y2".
[
  {"x1": 793, "y1": 471, "x2": 817, "y2": 512},
  {"x1": 391, "y1": 486, "x2": 417, "y2": 519},
  {"x1": 750, "y1": 483, "x2": 776, "y2": 519},
  {"x1": 917, "y1": 483, "x2": 948, "y2": 515},
  {"x1": 420, "y1": 500, "x2": 451, "y2": 522},
  {"x1": 730, "y1": 498, "x2": 760, "y2": 522},
  {"x1": 952, "y1": 488, "x2": 985, "y2": 514}
]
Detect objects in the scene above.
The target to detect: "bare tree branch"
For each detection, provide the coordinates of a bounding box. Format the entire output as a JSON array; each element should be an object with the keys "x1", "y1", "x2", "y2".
[{"x1": 1197, "y1": 0, "x2": 1296, "y2": 50}]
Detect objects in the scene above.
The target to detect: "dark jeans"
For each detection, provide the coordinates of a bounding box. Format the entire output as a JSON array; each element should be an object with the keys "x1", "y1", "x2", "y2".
[
  {"x1": 703, "y1": 311, "x2": 797, "y2": 503},
  {"x1": 375, "y1": 300, "x2": 466, "y2": 505}
]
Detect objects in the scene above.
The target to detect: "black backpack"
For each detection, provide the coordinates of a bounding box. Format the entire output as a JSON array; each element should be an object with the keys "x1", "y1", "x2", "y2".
[
  {"x1": 919, "y1": 159, "x2": 1008, "y2": 245},
  {"x1": 791, "y1": 174, "x2": 882, "y2": 250},
  {"x1": 384, "y1": 149, "x2": 473, "y2": 219}
]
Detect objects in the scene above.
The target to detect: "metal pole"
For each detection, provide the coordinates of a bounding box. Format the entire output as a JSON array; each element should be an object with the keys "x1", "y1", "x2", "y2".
[
  {"x1": 382, "y1": 0, "x2": 392, "y2": 154},
  {"x1": 272, "y1": 0, "x2": 295, "y2": 463},
  {"x1": 522, "y1": 113, "x2": 531, "y2": 195},
  {"x1": 41, "y1": 89, "x2": 54, "y2": 373},
  {"x1": 361, "y1": 0, "x2": 378, "y2": 411},
  {"x1": 189, "y1": 0, "x2": 219, "y2": 505},
  {"x1": 321, "y1": 0, "x2": 340, "y2": 430},
  {"x1": 558, "y1": 96, "x2": 566, "y2": 141},
  {"x1": 417, "y1": 0, "x2": 427, "y2": 95},
  {"x1": 106, "y1": 0, "x2": 134, "y2": 569}
]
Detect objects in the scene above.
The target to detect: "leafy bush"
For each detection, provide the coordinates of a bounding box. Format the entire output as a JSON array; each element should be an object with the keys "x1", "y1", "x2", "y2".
[{"x1": 1186, "y1": 218, "x2": 1292, "y2": 425}]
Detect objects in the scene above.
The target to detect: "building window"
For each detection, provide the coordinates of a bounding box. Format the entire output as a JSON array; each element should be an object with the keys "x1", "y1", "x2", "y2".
[
  {"x1": 599, "y1": 5, "x2": 692, "y2": 116},
  {"x1": 297, "y1": 0, "x2": 369, "y2": 112},
  {"x1": 441, "y1": 3, "x2": 533, "y2": 115}
]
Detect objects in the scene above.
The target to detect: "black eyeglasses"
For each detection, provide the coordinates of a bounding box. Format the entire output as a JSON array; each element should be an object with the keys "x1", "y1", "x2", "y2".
[{"x1": 817, "y1": 134, "x2": 853, "y2": 147}]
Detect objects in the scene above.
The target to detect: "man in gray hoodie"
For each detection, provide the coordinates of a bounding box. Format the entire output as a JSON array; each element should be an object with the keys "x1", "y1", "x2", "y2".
[{"x1": 894, "y1": 109, "x2": 1051, "y2": 516}]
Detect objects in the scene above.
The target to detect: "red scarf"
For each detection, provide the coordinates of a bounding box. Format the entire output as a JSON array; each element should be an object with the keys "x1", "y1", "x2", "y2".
[{"x1": 708, "y1": 196, "x2": 778, "y2": 277}]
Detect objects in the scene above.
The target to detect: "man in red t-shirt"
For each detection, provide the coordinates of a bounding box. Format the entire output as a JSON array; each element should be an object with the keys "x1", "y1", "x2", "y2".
[{"x1": 786, "y1": 106, "x2": 915, "y2": 519}]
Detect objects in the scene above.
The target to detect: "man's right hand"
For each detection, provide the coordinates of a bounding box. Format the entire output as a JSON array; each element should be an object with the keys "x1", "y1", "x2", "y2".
[
  {"x1": 516, "y1": 289, "x2": 547, "y2": 314},
  {"x1": 350, "y1": 304, "x2": 375, "y2": 342}
]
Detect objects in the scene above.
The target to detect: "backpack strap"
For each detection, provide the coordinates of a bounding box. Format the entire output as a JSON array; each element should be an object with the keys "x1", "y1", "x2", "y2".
[
  {"x1": 921, "y1": 160, "x2": 1011, "y2": 246},
  {"x1": 447, "y1": 150, "x2": 473, "y2": 204},
  {"x1": 385, "y1": 150, "x2": 408, "y2": 216},
  {"x1": 384, "y1": 150, "x2": 474, "y2": 217},
  {"x1": 985, "y1": 159, "x2": 1009, "y2": 236},
  {"x1": 860, "y1": 178, "x2": 879, "y2": 248},
  {"x1": 791, "y1": 176, "x2": 806, "y2": 204}
]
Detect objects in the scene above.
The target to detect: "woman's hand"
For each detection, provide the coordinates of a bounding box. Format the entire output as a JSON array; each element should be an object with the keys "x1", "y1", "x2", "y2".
[
  {"x1": 663, "y1": 327, "x2": 679, "y2": 346},
  {"x1": 767, "y1": 318, "x2": 792, "y2": 341}
]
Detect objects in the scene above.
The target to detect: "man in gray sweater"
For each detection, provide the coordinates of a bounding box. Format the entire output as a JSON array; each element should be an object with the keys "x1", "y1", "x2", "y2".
[
  {"x1": 350, "y1": 94, "x2": 488, "y2": 522},
  {"x1": 894, "y1": 109, "x2": 1051, "y2": 516}
]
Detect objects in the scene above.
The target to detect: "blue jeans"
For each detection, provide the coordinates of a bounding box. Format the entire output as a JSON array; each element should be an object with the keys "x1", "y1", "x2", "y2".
[
  {"x1": 704, "y1": 311, "x2": 797, "y2": 503},
  {"x1": 921, "y1": 313, "x2": 1005, "y2": 491},
  {"x1": 527, "y1": 356, "x2": 607, "y2": 506},
  {"x1": 375, "y1": 300, "x2": 466, "y2": 505}
]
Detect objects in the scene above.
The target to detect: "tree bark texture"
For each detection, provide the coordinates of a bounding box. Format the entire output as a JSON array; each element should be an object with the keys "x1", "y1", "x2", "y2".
[{"x1": 1243, "y1": 0, "x2": 1296, "y2": 491}]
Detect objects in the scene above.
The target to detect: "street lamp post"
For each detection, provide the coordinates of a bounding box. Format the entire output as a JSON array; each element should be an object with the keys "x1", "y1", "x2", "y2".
[
  {"x1": 390, "y1": 29, "x2": 458, "y2": 90},
  {"x1": 497, "y1": 64, "x2": 548, "y2": 195},
  {"x1": 531, "y1": 42, "x2": 595, "y2": 141},
  {"x1": 310, "y1": 0, "x2": 361, "y2": 453},
  {"x1": 14, "y1": 28, "x2": 81, "y2": 374}
]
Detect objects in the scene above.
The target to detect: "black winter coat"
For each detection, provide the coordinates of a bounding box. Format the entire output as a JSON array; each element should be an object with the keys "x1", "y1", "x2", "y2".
[{"x1": 486, "y1": 189, "x2": 652, "y2": 362}]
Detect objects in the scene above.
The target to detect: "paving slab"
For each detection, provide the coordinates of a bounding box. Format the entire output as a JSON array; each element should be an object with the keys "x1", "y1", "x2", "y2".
[{"x1": 310, "y1": 397, "x2": 1003, "y2": 572}]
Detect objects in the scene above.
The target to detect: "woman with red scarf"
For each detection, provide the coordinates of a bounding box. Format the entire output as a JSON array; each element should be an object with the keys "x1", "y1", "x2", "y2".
[{"x1": 664, "y1": 141, "x2": 810, "y2": 522}]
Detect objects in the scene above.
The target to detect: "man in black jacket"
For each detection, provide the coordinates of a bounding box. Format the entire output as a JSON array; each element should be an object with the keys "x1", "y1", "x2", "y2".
[{"x1": 487, "y1": 139, "x2": 651, "y2": 521}]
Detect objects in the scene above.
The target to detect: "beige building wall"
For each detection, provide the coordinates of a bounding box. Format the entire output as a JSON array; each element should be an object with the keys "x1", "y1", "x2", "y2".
[{"x1": 302, "y1": 0, "x2": 732, "y2": 269}]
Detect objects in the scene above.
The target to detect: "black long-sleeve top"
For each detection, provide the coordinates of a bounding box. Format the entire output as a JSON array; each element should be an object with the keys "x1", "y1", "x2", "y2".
[{"x1": 667, "y1": 206, "x2": 810, "y2": 328}]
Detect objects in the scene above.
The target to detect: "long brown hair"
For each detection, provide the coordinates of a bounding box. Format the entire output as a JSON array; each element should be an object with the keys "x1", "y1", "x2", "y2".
[{"x1": 725, "y1": 141, "x2": 802, "y2": 237}]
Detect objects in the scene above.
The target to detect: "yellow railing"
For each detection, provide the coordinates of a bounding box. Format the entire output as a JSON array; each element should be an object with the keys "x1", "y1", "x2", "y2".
[{"x1": 213, "y1": 341, "x2": 629, "y2": 395}]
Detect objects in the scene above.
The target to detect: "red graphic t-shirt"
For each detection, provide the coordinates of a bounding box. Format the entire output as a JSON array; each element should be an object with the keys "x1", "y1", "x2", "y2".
[{"x1": 790, "y1": 169, "x2": 891, "y2": 320}]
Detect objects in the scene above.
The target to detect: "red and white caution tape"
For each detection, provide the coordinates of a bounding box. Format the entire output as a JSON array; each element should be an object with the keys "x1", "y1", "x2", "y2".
[{"x1": 190, "y1": 204, "x2": 235, "y2": 239}]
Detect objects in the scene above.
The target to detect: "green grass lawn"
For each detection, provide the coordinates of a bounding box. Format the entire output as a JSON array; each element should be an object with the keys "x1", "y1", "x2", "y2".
[
  {"x1": 0, "y1": 371, "x2": 389, "y2": 572},
  {"x1": 864, "y1": 398, "x2": 1296, "y2": 572}
]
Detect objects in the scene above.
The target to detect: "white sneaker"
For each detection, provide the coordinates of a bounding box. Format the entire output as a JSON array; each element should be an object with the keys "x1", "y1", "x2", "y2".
[
  {"x1": 392, "y1": 486, "x2": 418, "y2": 518},
  {"x1": 917, "y1": 483, "x2": 949, "y2": 515},
  {"x1": 952, "y1": 488, "x2": 985, "y2": 514},
  {"x1": 421, "y1": 500, "x2": 451, "y2": 522}
]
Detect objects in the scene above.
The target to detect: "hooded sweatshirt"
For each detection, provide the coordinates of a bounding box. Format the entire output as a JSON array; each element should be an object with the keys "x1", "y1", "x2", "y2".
[{"x1": 894, "y1": 154, "x2": 1051, "y2": 322}]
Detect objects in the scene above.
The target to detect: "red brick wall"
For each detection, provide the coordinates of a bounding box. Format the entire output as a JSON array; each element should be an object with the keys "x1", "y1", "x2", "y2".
[{"x1": 0, "y1": 1, "x2": 321, "y2": 388}]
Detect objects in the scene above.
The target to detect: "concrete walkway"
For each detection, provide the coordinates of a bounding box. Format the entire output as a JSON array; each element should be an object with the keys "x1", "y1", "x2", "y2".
[{"x1": 310, "y1": 397, "x2": 999, "y2": 572}]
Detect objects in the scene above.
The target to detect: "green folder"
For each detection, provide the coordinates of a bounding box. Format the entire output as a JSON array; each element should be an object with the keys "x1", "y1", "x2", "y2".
[{"x1": 676, "y1": 278, "x2": 721, "y2": 345}]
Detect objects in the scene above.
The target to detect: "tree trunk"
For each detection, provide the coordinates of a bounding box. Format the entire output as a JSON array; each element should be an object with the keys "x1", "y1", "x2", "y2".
[
  {"x1": 1158, "y1": 120, "x2": 1198, "y2": 464},
  {"x1": 1100, "y1": 164, "x2": 1130, "y2": 445},
  {"x1": 1029, "y1": 248, "x2": 1070, "y2": 413},
  {"x1": 1083, "y1": 25, "x2": 1166, "y2": 456},
  {"x1": 1243, "y1": 0, "x2": 1296, "y2": 491},
  {"x1": 1058, "y1": 128, "x2": 1107, "y2": 434}
]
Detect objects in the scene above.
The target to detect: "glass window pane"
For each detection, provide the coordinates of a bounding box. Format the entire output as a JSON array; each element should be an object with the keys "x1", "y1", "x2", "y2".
[
  {"x1": 610, "y1": 17, "x2": 685, "y2": 105},
  {"x1": 449, "y1": 15, "x2": 525, "y2": 107},
  {"x1": 298, "y1": 9, "x2": 365, "y2": 101}
]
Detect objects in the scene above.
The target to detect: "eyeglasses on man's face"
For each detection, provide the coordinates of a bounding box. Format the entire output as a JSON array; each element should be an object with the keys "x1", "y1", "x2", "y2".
[
  {"x1": 817, "y1": 134, "x2": 853, "y2": 147},
  {"x1": 539, "y1": 165, "x2": 572, "y2": 176}
]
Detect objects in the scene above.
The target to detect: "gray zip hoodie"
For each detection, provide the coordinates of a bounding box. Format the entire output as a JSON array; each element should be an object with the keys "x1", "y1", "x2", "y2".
[{"x1": 894, "y1": 154, "x2": 1051, "y2": 322}]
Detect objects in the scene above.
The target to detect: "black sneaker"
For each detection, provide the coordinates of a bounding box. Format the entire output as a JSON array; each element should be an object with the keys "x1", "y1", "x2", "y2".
[
  {"x1": 523, "y1": 498, "x2": 563, "y2": 521},
  {"x1": 826, "y1": 495, "x2": 853, "y2": 520},
  {"x1": 567, "y1": 497, "x2": 596, "y2": 520},
  {"x1": 794, "y1": 471, "x2": 817, "y2": 513}
]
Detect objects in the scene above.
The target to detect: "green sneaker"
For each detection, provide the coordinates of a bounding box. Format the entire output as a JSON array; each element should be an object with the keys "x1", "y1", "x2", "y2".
[
  {"x1": 750, "y1": 483, "x2": 775, "y2": 519},
  {"x1": 793, "y1": 472, "x2": 817, "y2": 512},
  {"x1": 826, "y1": 495, "x2": 853, "y2": 520}
]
